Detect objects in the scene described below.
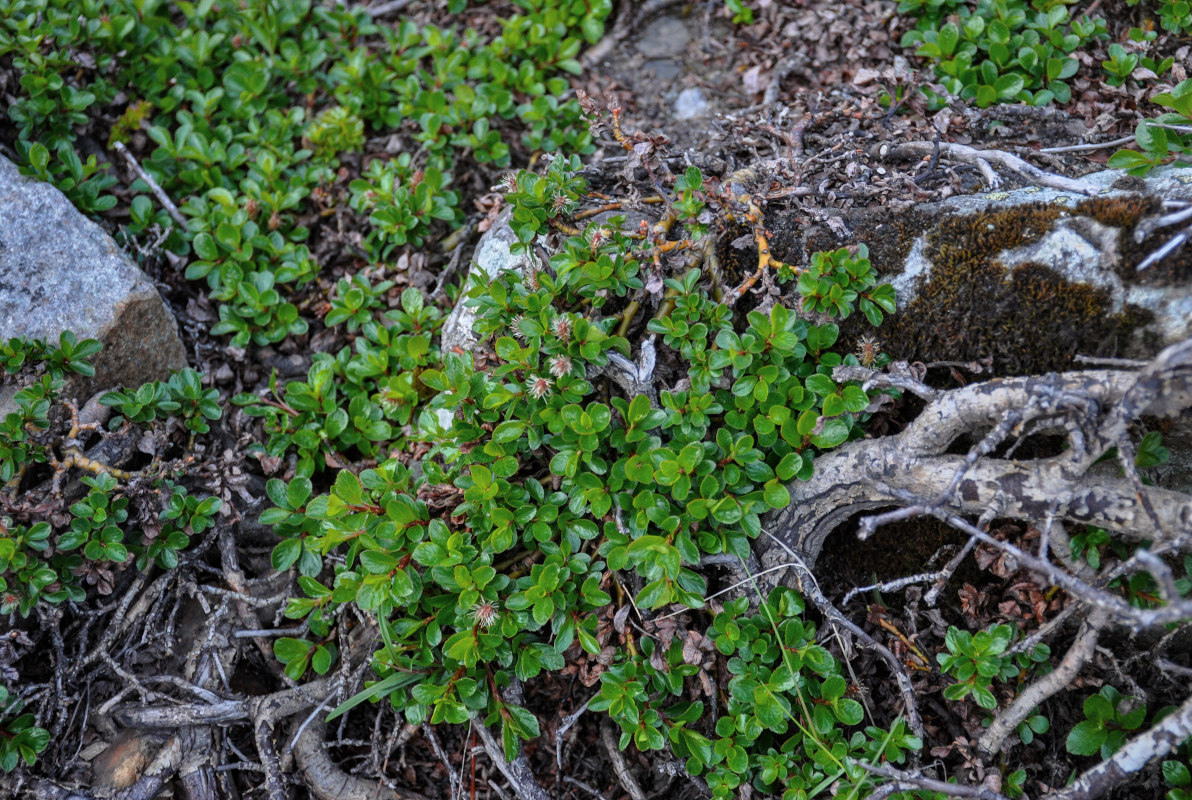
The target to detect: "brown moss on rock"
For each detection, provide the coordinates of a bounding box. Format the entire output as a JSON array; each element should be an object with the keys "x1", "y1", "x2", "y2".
[
  {"x1": 885, "y1": 201, "x2": 1150, "y2": 375},
  {"x1": 1076, "y1": 193, "x2": 1160, "y2": 229},
  {"x1": 846, "y1": 205, "x2": 936, "y2": 276},
  {"x1": 1074, "y1": 194, "x2": 1191, "y2": 284},
  {"x1": 930, "y1": 202, "x2": 1065, "y2": 267}
]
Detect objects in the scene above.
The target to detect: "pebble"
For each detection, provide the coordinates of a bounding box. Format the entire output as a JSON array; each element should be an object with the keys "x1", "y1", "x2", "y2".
[
  {"x1": 675, "y1": 88, "x2": 710, "y2": 119},
  {"x1": 635, "y1": 16, "x2": 690, "y2": 59}
]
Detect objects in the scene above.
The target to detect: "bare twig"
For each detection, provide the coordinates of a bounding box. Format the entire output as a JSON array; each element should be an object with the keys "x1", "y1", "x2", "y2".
[
  {"x1": 1040, "y1": 134, "x2": 1134, "y2": 153},
  {"x1": 1156, "y1": 658, "x2": 1192, "y2": 679},
  {"x1": 1137, "y1": 221, "x2": 1191, "y2": 271},
  {"x1": 924, "y1": 534, "x2": 978, "y2": 606},
  {"x1": 473, "y1": 720, "x2": 551, "y2": 800},
  {"x1": 233, "y1": 626, "x2": 307, "y2": 638},
  {"x1": 112, "y1": 676, "x2": 335, "y2": 729},
  {"x1": 563, "y1": 776, "x2": 610, "y2": 800},
  {"x1": 253, "y1": 719, "x2": 287, "y2": 800},
  {"x1": 770, "y1": 338, "x2": 1192, "y2": 568},
  {"x1": 579, "y1": 0, "x2": 632, "y2": 67},
  {"x1": 834, "y1": 363, "x2": 938, "y2": 401},
  {"x1": 1007, "y1": 602, "x2": 1080, "y2": 656},
  {"x1": 292, "y1": 718, "x2": 425, "y2": 800},
  {"x1": 1074, "y1": 354, "x2": 1149, "y2": 368},
  {"x1": 601, "y1": 720, "x2": 646, "y2": 800},
  {"x1": 978, "y1": 608, "x2": 1109, "y2": 758},
  {"x1": 555, "y1": 701, "x2": 590, "y2": 771},
  {"x1": 851, "y1": 761, "x2": 1013, "y2": 800},
  {"x1": 432, "y1": 218, "x2": 477, "y2": 300},
  {"x1": 763, "y1": 56, "x2": 804, "y2": 108},
  {"x1": 864, "y1": 488, "x2": 1192, "y2": 628},
  {"x1": 654, "y1": 761, "x2": 712, "y2": 796},
  {"x1": 422, "y1": 723, "x2": 461, "y2": 800},
  {"x1": 360, "y1": 0, "x2": 414, "y2": 17},
  {"x1": 762, "y1": 533, "x2": 927, "y2": 747},
  {"x1": 113, "y1": 141, "x2": 186, "y2": 227},
  {"x1": 875, "y1": 140, "x2": 1100, "y2": 194},
  {"x1": 842, "y1": 571, "x2": 942, "y2": 606}
]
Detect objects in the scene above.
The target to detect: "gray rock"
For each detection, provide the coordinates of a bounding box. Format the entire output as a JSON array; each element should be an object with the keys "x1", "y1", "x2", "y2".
[
  {"x1": 440, "y1": 207, "x2": 534, "y2": 357},
  {"x1": 879, "y1": 165, "x2": 1192, "y2": 354},
  {"x1": 0, "y1": 155, "x2": 187, "y2": 406},
  {"x1": 674, "y1": 87, "x2": 709, "y2": 119},
  {"x1": 436, "y1": 207, "x2": 534, "y2": 430},
  {"x1": 635, "y1": 16, "x2": 690, "y2": 59}
]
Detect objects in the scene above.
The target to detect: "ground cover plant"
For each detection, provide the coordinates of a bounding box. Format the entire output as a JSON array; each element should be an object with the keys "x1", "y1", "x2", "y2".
[{"x1": 1, "y1": 1, "x2": 1192, "y2": 800}]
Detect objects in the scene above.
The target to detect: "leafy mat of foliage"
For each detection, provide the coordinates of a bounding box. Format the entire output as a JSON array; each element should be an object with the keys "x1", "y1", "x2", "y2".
[{"x1": 2, "y1": 1, "x2": 1192, "y2": 799}]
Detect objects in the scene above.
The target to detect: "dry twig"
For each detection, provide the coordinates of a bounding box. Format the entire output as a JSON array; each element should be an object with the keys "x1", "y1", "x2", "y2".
[
  {"x1": 875, "y1": 140, "x2": 1100, "y2": 194},
  {"x1": 113, "y1": 141, "x2": 186, "y2": 227},
  {"x1": 601, "y1": 720, "x2": 647, "y2": 800}
]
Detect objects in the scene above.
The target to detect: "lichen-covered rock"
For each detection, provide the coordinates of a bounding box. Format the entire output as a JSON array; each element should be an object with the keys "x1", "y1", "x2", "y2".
[
  {"x1": 848, "y1": 166, "x2": 1192, "y2": 374},
  {"x1": 0, "y1": 155, "x2": 187, "y2": 405}
]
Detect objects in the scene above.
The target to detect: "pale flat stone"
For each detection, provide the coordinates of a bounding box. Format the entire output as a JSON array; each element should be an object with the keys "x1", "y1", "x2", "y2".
[{"x1": 636, "y1": 16, "x2": 690, "y2": 59}]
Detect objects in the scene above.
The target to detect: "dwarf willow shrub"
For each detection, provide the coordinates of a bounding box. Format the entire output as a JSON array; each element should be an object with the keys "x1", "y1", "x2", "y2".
[
  {"x1": 0, "y1": 685, "x2": 47, "y2": 772},
  {"x1": 0, "y1": 0, "x2": 609, "y2": 346},
  {"x1": 899, "y1": 0, "x2": 1107, "y2": 108},
  {"x1": 264, "y1": 156, "x2": 928, "y2": 797},
  {"x1": 0, "y1": 336, "x2": 224, "y2": 618}
]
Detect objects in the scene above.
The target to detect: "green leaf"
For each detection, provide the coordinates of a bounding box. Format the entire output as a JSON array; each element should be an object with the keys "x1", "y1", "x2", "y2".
[
  {"x1": 287, "y1": 477, "x2": 312, "y2": 510},
  {"x1": 492, "y1": 420, "x2": 525, "y2": 443},
  {"x1": 810, "y1": 418, "x2": 850, "y2": 448},
  {"x1": 763, "y1": 479, "x2": 791, "y2": 509},
  {"x1": 775, "y1": 452, "x2": 803, "y2": 482},
  {"x1": 360, "y1": 550, "x2": 398, "y2": 573},
  {"x1": 835, "y1": 698, "x2": 864, "y2": 725},
  {"x1": 937, "y1": 22, "x2": 959, "y2": 55},
  {"x1": 272, "y1": 538, "x2": 302, "y2": 571},
  {"x1": 1107, "y1": 149, "x2": 1155, "y2": 171},
  {"x1": 821, "y1": 393, "x2": 845, "y2": 417},
  {"x1": 1136, "y1": 122, "x2": 1169, "y2": 155},
  {"x1": 333, "y1": 470, "x2": 362, "y2": 506},
  {"x1": 1066, "y1": 720, "x2": 1106, "y2": 756},
  {"x1": 842, "y1": 385, "x2": 869, "y2": 412},
  {"x1": 820, "y1": 675, "x2": 847, "y2": 700},
  {"x1": 1163, "y1": 760, "x2": 1191, "y2": 787},
  {"x1": 505, "y1": 704, "x2": 541, "y2": 739},
  {"x1": 796, "y1": 409, "x2": 818, "y2": 436},
  {"x1": 273, "y1": 637, "x2": 311, "y2": 662},
  {"x1": 259, "y1": 507, "x2": 292, "y2": 526},
  {"x1": 1083, "y1": 693, "x2": 1115, "y2": 723},
  {"x1": 805, "y1": 374, "x2": 835, "y2": 396},
  {"x1": 27, "y1": 142, "x2": 49, "y2": 173},
  {"x1": 994, "y1": 73, "x2": 1024, "y2": 100},
  {"x1": 193, "y1": 232, "x2": 219, "y2": 261}
]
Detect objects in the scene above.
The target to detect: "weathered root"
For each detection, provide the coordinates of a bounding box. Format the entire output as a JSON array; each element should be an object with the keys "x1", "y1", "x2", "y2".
[
  {"x1": 765, "y1": 338, "x2": 1192, "y2": 571},
  {"x1": 758, "y1": 337, "x2": 1192, "y2": 799},
  {"x1": 292, "y1": 718, "x2": 427, "y2": 800}
]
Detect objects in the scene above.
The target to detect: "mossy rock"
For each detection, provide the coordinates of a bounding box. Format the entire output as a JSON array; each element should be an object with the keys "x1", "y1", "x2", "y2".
[{"x1": 827, "y1": 166, "x2": 1192, "y2": 376}]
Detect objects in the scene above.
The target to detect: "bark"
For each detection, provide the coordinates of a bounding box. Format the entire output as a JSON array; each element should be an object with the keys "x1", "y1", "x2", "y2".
[{"x1": 292, "y1": 719, "x2": 426, "y2": 800}]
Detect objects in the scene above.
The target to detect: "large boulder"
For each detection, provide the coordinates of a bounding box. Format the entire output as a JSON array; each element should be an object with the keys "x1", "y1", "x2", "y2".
[{"x1": 0, "y1": 155, "x2": 187, "y2": 406}]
